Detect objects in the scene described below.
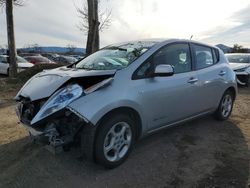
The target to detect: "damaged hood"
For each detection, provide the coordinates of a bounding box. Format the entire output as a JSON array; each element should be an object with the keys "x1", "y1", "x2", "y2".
[
  {"x1": 229, "y1": 63, "x2": 250, "y2": 70},
  {"x1": 15, "y1": 67, "x2": 116, "y2": 101}
]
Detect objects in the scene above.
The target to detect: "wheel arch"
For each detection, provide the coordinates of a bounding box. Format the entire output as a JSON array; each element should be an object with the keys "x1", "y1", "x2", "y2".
[
  {"x1": 225, "y1": 86, "x2": 237, "y2": 100},
  {"x1": 95, "y1": 106, "x2": 143, "y2": 140}
]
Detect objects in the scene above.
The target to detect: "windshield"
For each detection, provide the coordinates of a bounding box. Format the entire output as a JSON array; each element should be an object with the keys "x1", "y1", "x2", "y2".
[
  {"x1": 226, "y1": 54, "x2": 249, "y2": 63},
  {"x1": 76, "y1": 41, "x2": 158, "y2": 70},
  {"x1": 17, "y1": 56, "x2": 29, "y2": 63}
]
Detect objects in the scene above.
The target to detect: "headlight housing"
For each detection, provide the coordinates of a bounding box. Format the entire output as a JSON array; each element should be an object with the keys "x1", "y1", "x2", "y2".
[{"x1": 31, "y1": 84, "x2": 83, "y2": 125}]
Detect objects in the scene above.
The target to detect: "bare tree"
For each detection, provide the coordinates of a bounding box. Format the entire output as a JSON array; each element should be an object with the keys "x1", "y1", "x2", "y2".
[
  {"x1": 76, "y1": 0, "x2": 111, "y2": 55},
  {"x1": 22, "y1": 43, "x2": 42, "y2": 53},
  {"x1": 232, "y1": 44, "x2": 248, "y2": 53},
  {"x1": 30, "y1": 43, "x2": 42, "y2": 53},
  {"x1": 66, "y1": 44, "x2": 76, "y2": 54},
  {"x1": 0, "y1": 0, "x2": 25, "y2": 77}
]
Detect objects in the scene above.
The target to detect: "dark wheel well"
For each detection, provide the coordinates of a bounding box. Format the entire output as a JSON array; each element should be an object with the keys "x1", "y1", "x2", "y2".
[
  {"x1": 225, "y1": 87, "x2": 236, "y2": 101},
  {"x1": 96, "y1": 107, "x2": 142, "y2": 140}
]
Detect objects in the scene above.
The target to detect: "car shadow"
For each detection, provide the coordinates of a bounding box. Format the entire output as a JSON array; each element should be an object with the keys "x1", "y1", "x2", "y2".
[{"x1": 0, "y1": 116, "x2": 249, "y2": 188}]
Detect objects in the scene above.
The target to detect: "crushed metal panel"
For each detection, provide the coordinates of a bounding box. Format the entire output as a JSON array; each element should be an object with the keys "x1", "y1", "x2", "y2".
[{"x1": 16, "y1": 74, "x2": 71, "y2": 101}]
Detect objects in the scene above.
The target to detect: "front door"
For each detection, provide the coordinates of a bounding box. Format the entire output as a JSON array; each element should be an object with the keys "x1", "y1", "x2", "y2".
[{"x1": 132, "y1": 43, "x2": 200, "y2": 131}]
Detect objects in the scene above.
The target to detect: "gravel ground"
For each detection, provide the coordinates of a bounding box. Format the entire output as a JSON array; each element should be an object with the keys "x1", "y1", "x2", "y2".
[{"x1": 0, "y1": 88, "x2": 249, "y2": 188}]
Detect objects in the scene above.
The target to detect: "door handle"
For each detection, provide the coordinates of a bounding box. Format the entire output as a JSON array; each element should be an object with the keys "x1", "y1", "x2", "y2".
[
  {"x1": 219, "y1": 70, "x2": 226, "y2": 76},
  {"x1": 188, "y1": 77, "x2": 198, "y2": 84}
]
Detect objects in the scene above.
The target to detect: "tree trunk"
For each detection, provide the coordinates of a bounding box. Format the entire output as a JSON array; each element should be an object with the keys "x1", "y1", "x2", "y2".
[
  {"x1": 6, "y1": 0, "x2": 17, "y2": 77},
  {"x1": 86, "y1": 0, "x2": 100, "y2": 56}
]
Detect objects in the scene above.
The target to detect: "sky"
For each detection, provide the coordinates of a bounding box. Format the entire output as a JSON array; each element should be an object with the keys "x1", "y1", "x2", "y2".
[{"x1": 0, "y1": 0, "x2": 250, "y2": 48}]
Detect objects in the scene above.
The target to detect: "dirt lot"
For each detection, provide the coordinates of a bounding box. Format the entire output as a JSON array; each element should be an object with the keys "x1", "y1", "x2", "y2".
[{"x1": 0, "y1": 87, "x2": 249, "y2": 188}]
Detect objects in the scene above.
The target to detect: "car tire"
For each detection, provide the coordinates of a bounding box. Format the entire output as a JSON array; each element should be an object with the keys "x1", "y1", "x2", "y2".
[
  {"x1": 214, "y1": 90, "x2": 234, "y2": 121},
  {"x1": 246, "y1": 75, "x2": 250, "y2": 87},
  {"x1": 95, "y1": 113, "x2": 135, "y2": 169}
]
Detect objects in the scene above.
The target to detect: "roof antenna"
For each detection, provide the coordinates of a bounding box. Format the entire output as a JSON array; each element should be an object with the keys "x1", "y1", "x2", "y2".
[{"x1": 190, "y1": 35, "x2": 193, "y2": 40}]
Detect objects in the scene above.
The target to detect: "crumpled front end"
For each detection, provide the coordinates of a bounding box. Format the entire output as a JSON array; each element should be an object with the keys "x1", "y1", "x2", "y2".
[
  {"x1": 15, "y1": 70, "x2": 114, "y2": 149},
  {"x1": 15, "y1": 90, "x2": 89, "y2": 148},
  {"x1": 229, "y1": 63, "x2": 250, "y2": 85}
]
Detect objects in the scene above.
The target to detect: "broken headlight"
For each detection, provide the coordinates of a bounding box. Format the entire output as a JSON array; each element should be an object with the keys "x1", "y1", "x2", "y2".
[{"x1": 31, "y1": 84, "x2": 83, "y2": 125}]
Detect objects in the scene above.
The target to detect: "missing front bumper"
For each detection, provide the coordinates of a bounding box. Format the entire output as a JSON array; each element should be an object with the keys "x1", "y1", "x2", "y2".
[{"x1": 16, "y1": 103, "x2": 90, "y2": 148}]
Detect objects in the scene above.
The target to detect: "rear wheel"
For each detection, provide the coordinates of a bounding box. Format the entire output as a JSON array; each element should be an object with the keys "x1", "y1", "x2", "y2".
[
  {"x1": 95, "y1": 114, "x2": 135, "y2": 168},
  {"x1": 214, "y1": 90, "x2": 234, "y2": 121},
  {"x1": 246, "y1": 75, "x2": 250, "y2": 87}
]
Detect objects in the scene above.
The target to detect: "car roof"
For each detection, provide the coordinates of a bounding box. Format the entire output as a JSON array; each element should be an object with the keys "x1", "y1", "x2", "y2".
[
  {"x1": 103, "y1": 38, "x2": 219, "y2": 50},
  {"x1": 24, "y1": 56, "x2": 46, "y2": 58},
  {"x1": 0, "y1": 55, "x2": 24, "y2": 58}
]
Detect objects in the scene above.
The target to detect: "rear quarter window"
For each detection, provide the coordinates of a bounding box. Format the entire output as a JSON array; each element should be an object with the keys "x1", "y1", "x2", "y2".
[{"x1": 212, "y1": 48, "x2": 220, "y2": 63}]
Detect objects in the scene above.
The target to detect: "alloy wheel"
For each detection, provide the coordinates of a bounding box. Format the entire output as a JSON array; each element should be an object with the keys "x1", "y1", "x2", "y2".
[
  {"x1": 221, "y1": 94, "x2": 233, "y2": 118},
  {"x1": 103, "y1": 122, "x2": 132, "y2": 162}
]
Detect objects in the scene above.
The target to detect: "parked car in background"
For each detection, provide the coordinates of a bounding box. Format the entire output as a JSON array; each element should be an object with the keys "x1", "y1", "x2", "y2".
[
  {"x1": 15, "y1": 39, "x2": 237, "y2": 168},
  {"x1": 24, "y1": 56, "x2": 55, "y2": 65},
  {"x1": 0, "y1": 55, "x2": 34, "y2": 75},
  {"x1": 54, "y1": 55, "x2": 78, "y2": 65},
  {"x1": 19, "y1": 53, "x2": 41, "y2": 57},
  {"x1": 70, "y1": 55, "x2": 85, "y2": 60},
  {"x1": 225, "y1": 53, "x2": 250, "y2": 86},
  {"x1": 41, "y1": 53, "x2": 59, "y2": 62}
]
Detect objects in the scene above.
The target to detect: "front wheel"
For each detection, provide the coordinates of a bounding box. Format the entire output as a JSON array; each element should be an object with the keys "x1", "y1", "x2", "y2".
[
  {"x1": 214, "y1": 90, "x2": 234, "y2": 121},
  {"x1": 95, "y1": 114, "x2": 135, "y2": 168}
]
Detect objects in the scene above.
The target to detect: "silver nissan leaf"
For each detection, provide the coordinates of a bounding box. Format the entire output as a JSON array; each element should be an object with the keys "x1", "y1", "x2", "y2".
[{"x1": 15, "y1": 39, "x2": 237, "y2": 168}]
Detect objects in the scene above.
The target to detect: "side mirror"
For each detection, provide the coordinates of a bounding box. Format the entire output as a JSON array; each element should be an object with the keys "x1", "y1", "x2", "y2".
[{"x1": 153, "y1": 64, "x2": 174, "y2": 77}]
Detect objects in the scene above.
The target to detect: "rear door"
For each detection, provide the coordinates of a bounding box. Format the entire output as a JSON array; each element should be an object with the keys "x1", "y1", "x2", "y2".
[
  {"x1": 132, "y1": 43, "x2": 200, "y2": 131},
  {"x1": 191, "y1": 43, "x2": 226, "y2": 111}
]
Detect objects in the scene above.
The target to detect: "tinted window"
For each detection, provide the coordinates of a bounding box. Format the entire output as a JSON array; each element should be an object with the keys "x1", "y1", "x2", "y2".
[
  {"x1": 193, "y1": 44, "x2": 214, "y2": 69},
  {"x1": 136, "y1": 43, "x2": 192, "y2": 77}
]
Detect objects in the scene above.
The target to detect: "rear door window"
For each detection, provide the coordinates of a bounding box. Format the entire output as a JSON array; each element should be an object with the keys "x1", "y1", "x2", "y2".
[{"x1": 192, "y1": 44, "x2": 215, "y2": 70}]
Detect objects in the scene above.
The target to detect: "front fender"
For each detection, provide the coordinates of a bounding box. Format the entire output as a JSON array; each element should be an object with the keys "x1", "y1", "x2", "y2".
[{"x1": 68, "y1": 90, "x2": 146, "y2": 129}]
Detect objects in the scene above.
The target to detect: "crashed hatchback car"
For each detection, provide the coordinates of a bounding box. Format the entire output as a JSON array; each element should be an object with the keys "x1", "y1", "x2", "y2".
[
  {"x1": 15, "y1": 39, "x2": 237, "y2": 168},
  {"x1": 225, "y1": 53, "x2": 250, "y2": 86}
]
